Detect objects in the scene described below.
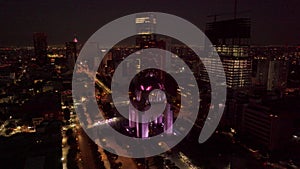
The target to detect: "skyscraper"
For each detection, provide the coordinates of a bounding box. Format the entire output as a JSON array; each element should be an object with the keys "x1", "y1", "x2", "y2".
[
  {"x1": 65, "y1": 38, "x2": 78, "y2": 70},
  {"x1": 267, "y1": 60, "x2": 288, "y2": 91},
  {"x1": 135, "y1": 13, "x2": 156, "y2": 35},
  {"x1": 135, "y1": 13, "x2": 157, "y2": 49},
  {"x1": 128, "y1": 81, "x2": 173, "y2": 138},
  {"x1": 33, "y1": 32, "x2": 48, "y2": 65},
  {"x1": 205, "y1": 18, "x2": 252, "y2": 89},
  {"x1": 203, "y1": 18, "x2": 252, "y2": 132},
  {"x1": 252, "y1": 47, "x2": 289, "y2": 91}
]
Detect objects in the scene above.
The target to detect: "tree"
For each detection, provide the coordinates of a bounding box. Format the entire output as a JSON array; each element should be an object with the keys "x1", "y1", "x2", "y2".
[
  {"x1": 63, "y1": 108, "x2": 71, "y2": 123},
  {"x1": 66, "y1": 128, "x2": 73, "y2": 137}
]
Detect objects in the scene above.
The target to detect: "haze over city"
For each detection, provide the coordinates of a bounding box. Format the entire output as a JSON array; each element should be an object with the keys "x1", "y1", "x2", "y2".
[{"x1": 1, "y1": 0, "x2": 300, "y2": 46}]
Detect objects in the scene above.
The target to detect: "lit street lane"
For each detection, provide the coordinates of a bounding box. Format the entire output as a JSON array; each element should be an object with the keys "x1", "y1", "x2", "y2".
[
  {"x1": 95, "y1": 139, "x2": 111, "y2": 169},
  {"x1": 102, "y1": 135, "x2": 138, "y2": 169},
  {"x1": 62, "y1": 136, "x2": 69, "y2": 169},
  {"x1": 77, "y1": 127, "x2": 97, "y2": 169},
  {"x1": 164, "y1": 151, "x2": 199, "y2": 169},
  {"x1": 115, "y1": 156, "x2": 138, "y2": 169}
]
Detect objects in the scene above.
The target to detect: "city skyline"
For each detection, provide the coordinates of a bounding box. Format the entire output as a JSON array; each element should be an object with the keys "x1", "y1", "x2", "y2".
[{"x1": 1, "y1": 3, "x2": 300, "y2": 169}]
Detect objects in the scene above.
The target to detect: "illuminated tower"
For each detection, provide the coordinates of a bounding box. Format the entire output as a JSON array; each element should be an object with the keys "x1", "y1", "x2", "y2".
[
  {"x1": 135, "y1": 13, "x2": 156, "y2": 35},
  {"x1": 135, "y1": 13, "x2": 157, "y2": 49},
  {"x1": 126, "y1": 14, "x2": 173, "y2": 138},
  {"x1": 205, "y1": 18, "x2": 252, "y2": 89},
  {"x1": 33, "y1": 32, "x2": 48, "y2": 65},
  {"x1": 128, "y1": 78, "x2": 173, "y2": 138},
  {"x1": 204, "y1": 17, "x2": 252, "y2": 130}
]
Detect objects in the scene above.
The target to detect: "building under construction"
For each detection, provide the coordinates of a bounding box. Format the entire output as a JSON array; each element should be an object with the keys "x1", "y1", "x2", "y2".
[{"x1": 203, "y1": 18, "x2": 252, "y2": 89}]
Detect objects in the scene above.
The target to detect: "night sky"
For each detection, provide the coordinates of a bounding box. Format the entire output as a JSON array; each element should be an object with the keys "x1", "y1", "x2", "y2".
[{"x1": 1, "y1": 0, "x2": 300, "y2": 46}]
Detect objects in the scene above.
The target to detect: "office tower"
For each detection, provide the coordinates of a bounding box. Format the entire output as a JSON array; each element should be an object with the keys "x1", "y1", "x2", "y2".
[
  {"x1": 205, "y1": 18, "x2": 252, "y2": 89},
  {"x1": 135, "y1": 13, "x2": 157, "y2": 49},
  {"x1": 122, "y1": 14, "x2": 174, "y2": 138},
  {"x1": 65, "y1": 38, "x2": 78, "y2": 70},
  {"x1": 128, "y1": 88, "x2": 172, "y2": 138},
  {"x1": 267, "y1": 60, "x2": 288, "y2": 91},
  {"x1": 252, "y1": 47, "x2": 289, "y2": 91},
  {"x1": 241, "y1": 96, "x2": 300, "y2": 151},
  {"x1": 252, "y1": 56, "x2": 269, "y2": 87},
  {"x1": 203, "y1": 18, "x2": 252, "y2": 134},
  {"x1": 119, "y1": 14, "x2": 166, "y2": 83},
  {"x1": 136, "y1": 13, "x2": 156, "y2": 35},
  {"x1": 33, "y1": 32, "x2": 48, "y2": 65},
  {"x1": 135, "y1": 13, "x2": 167, "y2": 80},
  {"x1": 242, "y1": 98, "x2": 280, "y2": 151}
]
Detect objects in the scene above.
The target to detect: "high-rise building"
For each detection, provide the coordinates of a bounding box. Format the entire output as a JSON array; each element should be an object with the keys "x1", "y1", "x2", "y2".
[
  {"x1": 252, "y1": 47, "x2": 289, "y2": 91},
  {"x1": 205, "y1": 18, "x2": 252, "y2": 89},
  {"x1": 241, "y1": 96, "x2": 300, "y2": 151},
  {"x1": 202, "y1": 18, "x2": 252, "y2": 135},
  {"x1": 118, "y1": 13, "x2": 167, "y2": 83},
  {"x1": 33, "y1": 32, "x2": 48, "y2": 65},
  {"x1": 252, "y1": 56, "x2": 269, "y2": 87},
  {"x1": 267, "y1": 60, "x2": 288, "y2": 91},
  {"x1": 128, "y1": 81, "x2": 173, "y2": 138},
  {"x1": 119, "y1": 14, "x2": 174, "y2": 138},
  {"x1": 135, "y1": 13, "x2": 156, "y2": 35},
  {"x1": 135, "y1": 13, "x2": 157, "y2": 49},
  {"x1": 65, "y1": 38, "x2": 78, "y2": 70},
  {"x1": 242, "y1": 98, "x2": 280, "y2": 151}
]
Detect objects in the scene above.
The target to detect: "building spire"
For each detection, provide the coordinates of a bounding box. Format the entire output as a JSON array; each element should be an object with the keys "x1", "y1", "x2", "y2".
[{"x1": 73, "y1": 34, "x2": 78, "y2": 43}]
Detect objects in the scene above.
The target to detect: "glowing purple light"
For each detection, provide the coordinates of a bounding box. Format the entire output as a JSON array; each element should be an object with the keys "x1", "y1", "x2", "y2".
[
  {"x1": 158, "y1": 84, "x2": 164, "y2": 90},
  {"x1": 146, "y1": 86, "x2": 152, "y2": 91},
  {"x1": 73, "y1": 37, "x2": 78, "y2": 43}
]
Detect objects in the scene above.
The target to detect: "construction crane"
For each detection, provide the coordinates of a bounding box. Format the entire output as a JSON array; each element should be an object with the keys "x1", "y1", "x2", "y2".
[{"x1": 207, "y1": 0, "x2": 250, "y2": 22}]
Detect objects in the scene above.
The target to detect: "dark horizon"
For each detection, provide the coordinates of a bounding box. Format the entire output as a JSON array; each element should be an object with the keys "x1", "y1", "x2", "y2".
[{"x1": 1, "y1": 0, "x2": 300, "y2": 46}]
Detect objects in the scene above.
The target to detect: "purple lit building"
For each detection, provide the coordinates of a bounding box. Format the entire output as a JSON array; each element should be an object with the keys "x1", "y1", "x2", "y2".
[{"x1": 128, "y1": 81, "x2": 173, "y2": 138}]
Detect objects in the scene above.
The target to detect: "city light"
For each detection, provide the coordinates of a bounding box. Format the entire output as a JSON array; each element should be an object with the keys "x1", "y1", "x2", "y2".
[{"x1": 0, "y1": 3, "x2": 299, "y2": 169}]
